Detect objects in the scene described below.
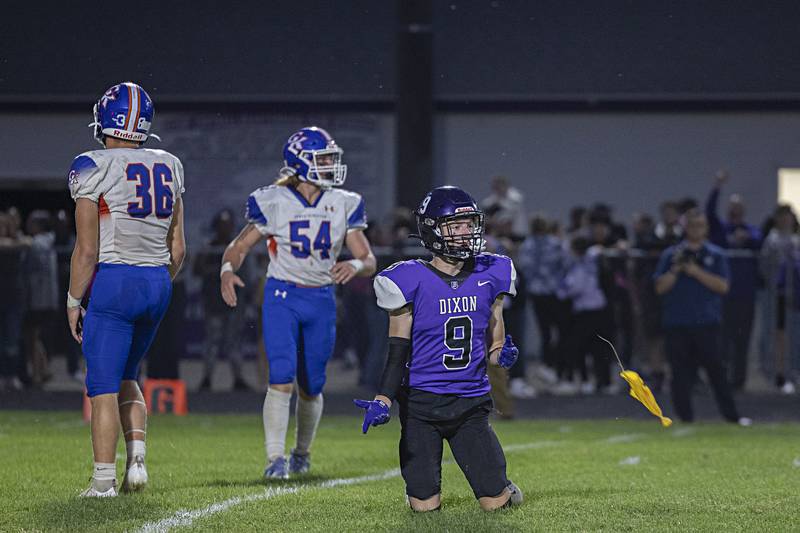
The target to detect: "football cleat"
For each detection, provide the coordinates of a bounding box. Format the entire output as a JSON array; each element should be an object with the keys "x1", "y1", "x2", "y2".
[
  {"x1": 121, "y1": 455, "x2": 148, "y2": 492},
  {"x1": 289, "y1": 450, "x2": 311, "y2": 474},
  {"x1": 264, "y1": 456, "x2": 289, "y2": 480},
  {"x1": 80, "y1": 482, "x2": 118, "y2": 498},
  {"x1": 507, "y1": 481, "x2": 523, "y2": 506}
]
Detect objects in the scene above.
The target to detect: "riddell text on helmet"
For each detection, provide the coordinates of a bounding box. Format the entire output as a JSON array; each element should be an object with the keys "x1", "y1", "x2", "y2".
[{"x1": 110, "y1": 129, "x2": 143, "y2": 140}]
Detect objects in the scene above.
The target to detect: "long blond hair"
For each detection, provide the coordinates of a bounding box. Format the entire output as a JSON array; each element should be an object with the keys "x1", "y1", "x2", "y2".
[{"x1": 274, "y1": 168, "x2": 301, "y2": 187}]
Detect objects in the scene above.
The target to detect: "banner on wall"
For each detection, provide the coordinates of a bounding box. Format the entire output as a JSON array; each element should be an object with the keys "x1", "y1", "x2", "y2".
[{"x1": 157, "y1": 112, "x2": 394, "y2": 249}]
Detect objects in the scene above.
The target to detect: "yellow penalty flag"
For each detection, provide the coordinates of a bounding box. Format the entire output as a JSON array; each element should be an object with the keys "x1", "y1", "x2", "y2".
[{"x1": 598, "y1": 336, "x2": 673, "y2": 427}]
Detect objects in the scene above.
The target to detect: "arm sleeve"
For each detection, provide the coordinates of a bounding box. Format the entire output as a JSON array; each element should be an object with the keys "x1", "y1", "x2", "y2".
[
  {"x1": 374, "y1": 274, "x2": 409, "y2": 311},
  {"x1": 245, "y1": 191, "x2": 273, "y2": 235},
  {"x1": 68, "y1": 154, "x2": 106, "y2": 202},
  {"x1": 346, "y1": 194, "x2": 368, "y2": 231},
  {"x1": 377, "y1": 337, "x2": 410, "y2": 401}
]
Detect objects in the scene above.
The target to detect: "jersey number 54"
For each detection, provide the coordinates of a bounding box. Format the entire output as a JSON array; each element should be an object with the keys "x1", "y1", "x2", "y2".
[{"x1": 289, "y1": 220, "x2": 332, "y2": 259}]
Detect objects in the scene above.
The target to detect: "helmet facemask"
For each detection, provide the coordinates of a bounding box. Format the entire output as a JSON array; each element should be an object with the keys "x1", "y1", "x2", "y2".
[
  {"x1": 431, "y1": 212, "x2": 485, "y2": 260},
  {"x1": 300, "y1": 147, "x2": 347, "y2": 188},
  {"x1": 90, "y1": 102, "x2": 104, "y2": 146}
]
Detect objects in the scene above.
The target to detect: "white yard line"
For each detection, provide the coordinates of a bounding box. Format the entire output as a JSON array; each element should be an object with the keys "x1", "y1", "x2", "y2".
[
  {"x1": 137, "y1": 433, "x2": 648, "y2": 532},
  {"x1": 136, "y1": 485, "x2": 303, "y2": 533},
  {"x1": 671, "y1": 427, "x2": 695, "y2": 438},
  {"x1": 503, "y1": 440, "x2": 563, "y2": 452},
  {"x1": 603, "y1": 433, "x2": 645, "y2": 444},
  {"x1": 135, "y1": 441, "x2": 554, "y2": 532},
  {"x1": 137, "y1": 433, "x2": 656, "y2": 533}
]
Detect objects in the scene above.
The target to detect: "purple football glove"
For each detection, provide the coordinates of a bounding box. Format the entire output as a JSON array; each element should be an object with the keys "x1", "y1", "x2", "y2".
[
  {"x1": 497, "y1": 334, "x2": 519, "y2": 369},
  {"x1": 353, "y1": 399, "x2": 390, "y2": 434}
]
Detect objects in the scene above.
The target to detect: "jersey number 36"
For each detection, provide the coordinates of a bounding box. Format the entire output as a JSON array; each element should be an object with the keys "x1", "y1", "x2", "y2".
[{"x1": 126, "y1": 163, "x2": 174, "y2": 219}]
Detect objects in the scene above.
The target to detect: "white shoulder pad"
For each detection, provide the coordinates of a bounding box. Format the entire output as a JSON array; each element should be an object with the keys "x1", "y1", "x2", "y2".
[
  {"x1": 67, "y1": 151, "x2": 106, "y2": 202},
  {"x1": 374, "y1": 275, "x2": 408, "y2": 311},
  {"x1": 337, "y1": 189, "x2": 367, "y2": 231},
  {"x1": 507, "y1": 258, "x2": 518, "y2": 297},
  {"x1": 173, "y1": 155, "x2": 186, "y2": 196}
]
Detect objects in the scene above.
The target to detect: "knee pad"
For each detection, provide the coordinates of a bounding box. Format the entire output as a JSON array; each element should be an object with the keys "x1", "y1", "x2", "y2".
[{"x1": 268, "y1": 356, "x2": 296, "y2": 385}]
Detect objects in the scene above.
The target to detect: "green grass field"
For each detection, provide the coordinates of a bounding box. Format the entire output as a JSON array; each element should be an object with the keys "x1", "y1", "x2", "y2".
[{"x1": 1, "y1": 411, "x2": 798, "y2": 532}]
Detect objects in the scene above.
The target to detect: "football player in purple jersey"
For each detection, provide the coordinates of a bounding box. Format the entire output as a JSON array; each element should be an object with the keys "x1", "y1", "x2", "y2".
[{"x1": 354, "y1": 186, "x2": 523, "y2": 512}]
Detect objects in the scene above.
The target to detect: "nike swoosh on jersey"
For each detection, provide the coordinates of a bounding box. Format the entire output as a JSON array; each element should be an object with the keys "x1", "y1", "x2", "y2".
[{"x1": 478, "y1": 280, "x2": 491, "y2": 286}]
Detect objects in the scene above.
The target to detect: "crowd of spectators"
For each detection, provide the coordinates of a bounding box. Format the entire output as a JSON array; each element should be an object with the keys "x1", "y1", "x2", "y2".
[
  {"x1": 0, "y1": 207, "x2": 81, "y2": 390},
  {"x1": 502, "y1": 171, "x2": 800, "y2": 408},
  {"x1": 2, "y1": 171, "x2": 800, "y2": 410}
]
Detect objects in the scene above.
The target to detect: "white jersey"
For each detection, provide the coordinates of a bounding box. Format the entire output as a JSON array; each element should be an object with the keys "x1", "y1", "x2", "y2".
[
  {"x1": 68, "y1": 147, "x2": 185, "y2": 267},
  {"x1": 246, "y1": 184, "x2": 367, "y2": 286}
]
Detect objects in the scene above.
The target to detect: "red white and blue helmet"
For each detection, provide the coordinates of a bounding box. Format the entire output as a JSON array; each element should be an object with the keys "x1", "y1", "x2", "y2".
[
  {"x1": 281, "y1": 127, "x2": 347, "y2": 188},
  {"x1": 414, "y1": 186, "x2": 485, "y2": 260},
  {"x1": 89, "y1": 82, "x2": 157, "y2": 146}
]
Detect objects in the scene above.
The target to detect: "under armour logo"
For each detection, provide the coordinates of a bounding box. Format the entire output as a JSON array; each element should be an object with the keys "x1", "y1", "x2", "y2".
[
  {"x1": 274, "y1": 289, "x2": 287, "y2": 299},
  {"x1": 325, "y1": 205, "x2": 335, "y2": 212}
]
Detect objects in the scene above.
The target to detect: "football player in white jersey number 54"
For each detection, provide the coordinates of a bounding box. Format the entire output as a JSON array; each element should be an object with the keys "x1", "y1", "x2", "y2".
[
  {"x1": 220, "y1": 127, "x2": 376, "y2": 479},
  {"x1": 67, "y1": 83, "x2": 186, "y2": 497}
]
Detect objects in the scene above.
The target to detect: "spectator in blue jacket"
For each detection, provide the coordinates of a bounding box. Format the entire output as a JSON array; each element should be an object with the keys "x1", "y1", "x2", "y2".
[{"x1": 654, "y1": 209, "x2": 749, "y2": 425}]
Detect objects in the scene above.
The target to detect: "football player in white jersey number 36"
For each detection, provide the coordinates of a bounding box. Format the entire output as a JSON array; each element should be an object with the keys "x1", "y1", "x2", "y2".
[
  {"x1": 67, "y1": 82, "x2": 186, "y2": 497},
  {"x1": 220, "y1": 127, "x2": 376, "y2": 479}
]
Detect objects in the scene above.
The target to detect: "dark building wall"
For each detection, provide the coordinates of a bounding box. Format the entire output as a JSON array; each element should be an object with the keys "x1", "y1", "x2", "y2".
[
  {"x1": 434, "y1": 0, "x2": 800, "y2": 100},
  {"x1": 2, "y1": 1, "x2": 799, "y2": 103},
  {"x1": 435, "y1": 111, "x2": 800, "y2": 225},
  {"x1": 0, "y1": 1, "x2": 396, "y2": 102}
]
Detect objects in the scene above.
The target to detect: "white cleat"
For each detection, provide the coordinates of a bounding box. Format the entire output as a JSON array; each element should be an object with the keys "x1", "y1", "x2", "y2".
[
  {"x1": 80, "y1": 483, "x2": 117, "y2": 498},
  {"x1": 507, "y1": 481, "x2": 523, "y2": 506},
  {"x1": 122, "y1": 456, "x2": 148, "y2": 492}
]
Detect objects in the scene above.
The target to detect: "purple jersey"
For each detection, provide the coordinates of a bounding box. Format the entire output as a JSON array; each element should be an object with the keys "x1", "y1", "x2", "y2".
[{"x1": 374, "y1": 253, "x2": 516, "y2": 397}]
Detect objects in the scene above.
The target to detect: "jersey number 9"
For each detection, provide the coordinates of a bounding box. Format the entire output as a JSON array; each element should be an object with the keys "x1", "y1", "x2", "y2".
[{"x1": 443, "y1": 316, "x2": 473, "y2": 370}]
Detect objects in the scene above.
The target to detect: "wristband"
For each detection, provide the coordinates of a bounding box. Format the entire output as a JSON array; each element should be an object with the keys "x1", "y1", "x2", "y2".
[
  {"x1": 220, "y1": 262, "x2": 234, "y2": 279},
  {"x1": 66, "y1": 292, "x2": 82, "y2": 308},
  {"x1": 347, "y1": 259, "x2": 365, "y2": 274}
]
